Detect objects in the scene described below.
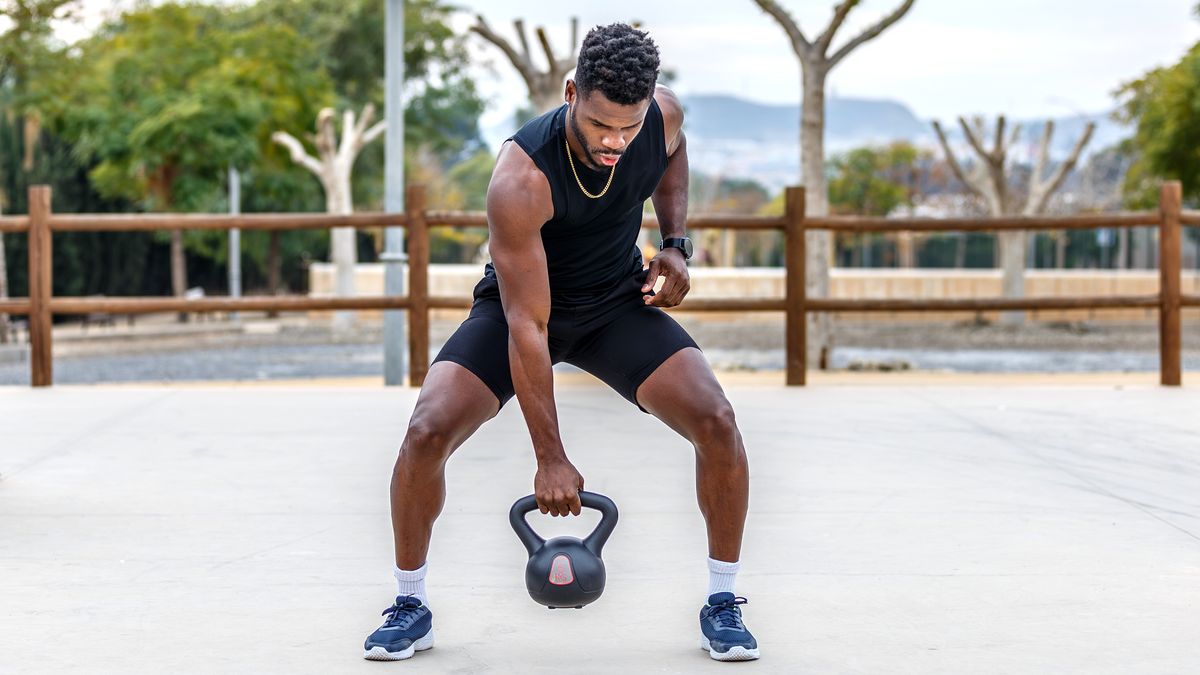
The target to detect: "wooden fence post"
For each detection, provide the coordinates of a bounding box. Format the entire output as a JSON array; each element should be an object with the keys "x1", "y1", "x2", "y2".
[
  {"x1": 785, "y1": 186, "x2": 806, "y2": 386},
  {"x1": 1159, "y1": 180, "x2": 1182, "y2": 386},
  {"x1": 28, "y1": 185, "x2": 53, "y2": 387},
  {"x1": 406, "y1": 184, "x2": 430, "y2": 387}
]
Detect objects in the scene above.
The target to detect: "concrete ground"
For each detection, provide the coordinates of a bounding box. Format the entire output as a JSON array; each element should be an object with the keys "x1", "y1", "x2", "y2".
[{"x1": 2, "y1": 376, "x2": 1198, "y2": 674}]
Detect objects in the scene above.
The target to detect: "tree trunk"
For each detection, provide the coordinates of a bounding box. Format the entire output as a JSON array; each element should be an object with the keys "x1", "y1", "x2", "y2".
[
  {"x1": 171, "y1": 229, "x2": 187, "y2": 323},
  {"x1": 533, "y1": 90, "x2": 563, "y2": 115},
  {"x1": 720, "y1": 230, "x2": 735, "y2": 266},
  {"x1": 272, "y1": 105, "x2": 386, "y2": 331},
  {"x1": 996, "y1": 173, "x2": 1024, "y2": 324},
  {"x1": 898, "y1": 232, "x2": 915, "y2": 268},
  {"x1": 1133, "y1": 227, "x2": 1152, "y2": 269},
  {"x1": 267, "y1": 231, "x2": 281, "y2": 318},
  {"x1": 801, "y1": 65, "x2": 832, "y2": 368},
  {"x1": 998, "y1": 231, "x2": 1025, "y2": 324},
  {"x1": 1055, "y1": 230, "x2": 1067, "y2": 269},
  {"x1": 148, "y1": 165, "x2": 188, "y2": 323},
  {"x1": 328, "y1": 172, "x2": 357, "y2": 334},
  {"x1": 0, "y1": 227, "x2": 9, "y2": 344}
]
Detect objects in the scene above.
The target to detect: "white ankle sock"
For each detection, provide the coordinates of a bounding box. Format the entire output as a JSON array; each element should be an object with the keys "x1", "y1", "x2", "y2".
[
  {"x1": 394, "y1": 563, "x2": 428, "y2": 604},
  {"x1": 707, "y1": 557, "x2": 740, "y2": 597}
]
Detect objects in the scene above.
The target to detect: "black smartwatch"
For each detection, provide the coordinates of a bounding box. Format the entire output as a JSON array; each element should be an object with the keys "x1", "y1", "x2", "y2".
[{"x1": 660, "y1": 236, "x2": 693, "y2": 260}]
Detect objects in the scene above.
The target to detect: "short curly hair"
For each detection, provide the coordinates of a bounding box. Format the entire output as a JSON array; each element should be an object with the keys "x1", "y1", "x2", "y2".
[{"x1": 574, "y1": 23, "x2": 660, "y2": 105}]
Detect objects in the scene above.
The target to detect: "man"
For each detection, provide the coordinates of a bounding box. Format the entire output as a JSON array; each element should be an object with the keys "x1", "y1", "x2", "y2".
[{"x1": 364, "y1": 23, "x2": 758, "y2": 663}]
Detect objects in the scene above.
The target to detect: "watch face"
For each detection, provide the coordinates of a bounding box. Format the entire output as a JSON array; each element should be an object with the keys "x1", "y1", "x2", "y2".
[{"x1": 682, "y1": 238, "x2": 693, "y2": 259}]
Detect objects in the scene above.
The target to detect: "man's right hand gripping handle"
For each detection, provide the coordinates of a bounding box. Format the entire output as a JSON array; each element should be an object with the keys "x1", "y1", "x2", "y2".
[{"x1": 534, "y1": 454, "x2": 585, "y2": 517}]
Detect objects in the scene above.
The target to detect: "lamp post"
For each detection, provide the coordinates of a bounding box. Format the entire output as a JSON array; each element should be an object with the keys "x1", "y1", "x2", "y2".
[{"x1": 382, "y1": 0, "x2": 407, "y2": 385}]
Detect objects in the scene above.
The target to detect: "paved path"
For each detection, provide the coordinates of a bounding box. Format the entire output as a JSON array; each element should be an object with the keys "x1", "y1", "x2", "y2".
[{"x1": 2, "y1": 379, "x2": 1198, "y2": 673}]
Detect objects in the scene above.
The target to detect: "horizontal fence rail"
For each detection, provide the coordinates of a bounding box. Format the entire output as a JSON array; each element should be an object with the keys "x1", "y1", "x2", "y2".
[
  {"x1": 0, "y1": 216, "x2": 29, "y2": 234},
  {"x1": 0, "y1": 182, "x2": 1194, "y2": 388},
  {"x1": 805, "y1": 296, "x2": 1163, "y2": 312},
  {"x1": 49, "y1": 212, "x2": 407, "y2": 232},
  {"x1": 805, "y1": 213, "x2": 1161, "y2": 232}
]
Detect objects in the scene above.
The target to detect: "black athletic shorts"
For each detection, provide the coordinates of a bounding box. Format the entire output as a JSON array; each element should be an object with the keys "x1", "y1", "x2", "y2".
[{"x1": 432, "y1": 266, "x2": 700, "y2": 413}]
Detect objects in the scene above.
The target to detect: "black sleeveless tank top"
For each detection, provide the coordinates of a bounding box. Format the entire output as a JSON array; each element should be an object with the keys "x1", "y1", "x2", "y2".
[{"x1": 479, "y1": 99, "x2": 669, "y2": 307}]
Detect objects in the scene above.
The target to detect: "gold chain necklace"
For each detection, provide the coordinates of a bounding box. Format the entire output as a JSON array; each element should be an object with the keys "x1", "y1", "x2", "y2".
[{"x1": 565, "y1": 135, "x2": 616, "y2": 199}]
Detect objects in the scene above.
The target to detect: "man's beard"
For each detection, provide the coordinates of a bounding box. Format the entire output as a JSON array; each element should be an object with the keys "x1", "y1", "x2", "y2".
[{"x1": 568, "y1": 106, "x2": 622, "y2": 172}]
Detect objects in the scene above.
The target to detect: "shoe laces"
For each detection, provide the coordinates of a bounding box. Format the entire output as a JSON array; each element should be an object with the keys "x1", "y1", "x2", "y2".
[
  {"x1": 703, "y1": 596, "x2": 748, "y2": 630},
  {"x1": 381, "y1": 595, "x2": 424, "y2": 629}
]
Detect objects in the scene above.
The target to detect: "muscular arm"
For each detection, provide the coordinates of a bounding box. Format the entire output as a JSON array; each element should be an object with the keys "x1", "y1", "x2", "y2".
[
  {"x1": 487, "y1": 142, "x2": 583, "y2": 515},
  {"x1": 488, "y1": 142, "x2": 560, "y2": 458},
  {"x1": 643, "y1": 85, "x2": 691, "y2": 306},
  {"x1": 651, "y1": 84, "x2": 689, "y2": 240}
]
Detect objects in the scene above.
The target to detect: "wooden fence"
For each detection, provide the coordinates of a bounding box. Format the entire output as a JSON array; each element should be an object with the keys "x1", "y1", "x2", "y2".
[{"x1": 0, "y1": 182, "x2": 1195, "y2": 388}]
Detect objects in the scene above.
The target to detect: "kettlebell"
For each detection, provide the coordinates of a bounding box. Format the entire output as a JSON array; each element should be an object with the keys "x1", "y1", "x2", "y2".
[{"x1": 509, "y1": 491, "x2": 618, "y2": 609}]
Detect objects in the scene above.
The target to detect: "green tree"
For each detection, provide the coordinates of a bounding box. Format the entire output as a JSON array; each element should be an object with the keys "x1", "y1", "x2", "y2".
[
  {"x1": 0, "y1": 1, "x2": 77, "y2": 118},
  {"x1": 1, "y1": 1, "x2": 80, "y2": 339},
  {"x1": 827, "y1": 143, "x2": 917, "y2": 267},
  {"x1": 247, "y1": 0, "x2": 487, "y2": 207},
  {"x1": 62, "y1": 2, "x2": 334, "y2": 307},
  {"x1": 828, "y1": 145, "x2": 912, "y2": 216},
  {"x1": 1117, "y1": 41, "x2": 1200, "y2": 207}
]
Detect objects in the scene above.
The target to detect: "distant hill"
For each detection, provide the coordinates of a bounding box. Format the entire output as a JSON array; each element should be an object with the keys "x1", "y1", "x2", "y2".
[
  {"x1": 481, "y1": 94, "x2": 1130, "y2": 193},
  {"x1": 679, "y1": 93, "x2": 1129, "y2": 191},
  {"x1": 681, "y1": 94, "x2": 929, "y2": 146}
]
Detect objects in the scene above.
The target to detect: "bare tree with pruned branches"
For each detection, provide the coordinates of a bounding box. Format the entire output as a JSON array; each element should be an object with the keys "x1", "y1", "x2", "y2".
[
  {"x1": 471, "y1": 16, "x2": 579, "y2": 114},
  {"x1": 932, "y1": 116, "x2": 1094, "y2": 324},
  {"x1": 752, "y1": 0, "x2": 916, "y2": 367},
  {"x1": 272, "y1": 104, "x2": 386, "y2": 333}
]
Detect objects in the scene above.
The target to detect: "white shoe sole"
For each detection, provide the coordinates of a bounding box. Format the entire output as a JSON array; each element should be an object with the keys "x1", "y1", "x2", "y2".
[
  {"x1": 364, "y1": 629, "x2": 435, "y2": 661},
  {"x1": 701, "y1": 635, "x2": 760, "y2": 661}
]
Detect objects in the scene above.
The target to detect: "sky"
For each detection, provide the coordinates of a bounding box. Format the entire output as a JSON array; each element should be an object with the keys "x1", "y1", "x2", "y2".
[
  {"x1": 50, "y1": 0, "x2": 1200, "y2": 128},
  {"x1": 458, "y1": 0, "x2": 1200, "y2": 127}
]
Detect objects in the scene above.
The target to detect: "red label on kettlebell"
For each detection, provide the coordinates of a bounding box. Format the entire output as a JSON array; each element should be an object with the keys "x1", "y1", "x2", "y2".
[{"x1": 548, "y1": 554, "x2": 575, "y2": 585}]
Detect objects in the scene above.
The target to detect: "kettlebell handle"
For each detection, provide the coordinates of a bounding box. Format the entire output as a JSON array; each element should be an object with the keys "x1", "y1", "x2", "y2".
[{"x1": 509, "y1": 491, "x2": 619, "y2": 557}]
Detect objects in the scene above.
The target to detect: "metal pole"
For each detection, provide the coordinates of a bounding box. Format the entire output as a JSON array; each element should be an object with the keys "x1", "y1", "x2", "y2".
[
  {"x1": 228, "y1": 165, "x2": 242, "y2": 322},
  {"x1": 382, "y1": 0, "x2": 408, "y2": 385}
]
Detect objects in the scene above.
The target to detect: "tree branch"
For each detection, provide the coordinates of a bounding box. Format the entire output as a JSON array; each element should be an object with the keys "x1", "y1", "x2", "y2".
[
  {"x1": 360, "y1": 121, "x2": 387, "y2": 149},
  {"x1": 340, "y1": 109, "x2": 356, "y2": 161},
  {"x1": 1005, "y1": 122, "x2": 1023, "y2": 157},
  {"x1": 752, "y1": 0, "x2": 811, "y2": 56},
  {"x1": 957, "y1": 116, "x2": 992, "y2": 165},
  {"x1": 514, "y1": 19, "x2": 532, "y2": 62},
  {"x1": 931, "y1": 120, "x2": 987, "y2": 200},
  {"x1": 992, "y1": 115, "x2": 1006, "y2": 159},
  {"x1": 560, "y1": 53, "x2": 578, "y2": 78},
  {"x1": 815, "y1": 0, "x2": 859, "y2": 54},
  {"x1": 828, "y1": 0, "x2": 916, "y2": 67},
  {"x1": 271, "y1": 131, "x2": 324, "y2": 176},
  {"x1": 1030, "y1": 120, "x2": 1054, "y2": 187},
  {"x1": 1024, "y1": 121, "x2": 1096, "y2": 215},
  {"x1": 536, "y1": 26, "x2": 557, "y2": 73},
  {"x1": 315, "y1": 108, "x2": 337, "y2": 161},
  {"x1": 354, "y1": 103, "x2": 376, "y2": 139},
  {"x1": 470, "y1": 15, "x2": 538, "y2": 90}
]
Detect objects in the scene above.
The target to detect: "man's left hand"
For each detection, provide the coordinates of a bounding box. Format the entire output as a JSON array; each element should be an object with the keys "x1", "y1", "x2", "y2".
[{"x1": 642, "y1": 247, "x2": 690, "y2": 307}]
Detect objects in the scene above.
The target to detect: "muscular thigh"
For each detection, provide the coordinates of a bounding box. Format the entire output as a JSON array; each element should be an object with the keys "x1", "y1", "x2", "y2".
[
  {"x1": 406, "y1": 360, "x2": 502, "y2": 451},
  {"x1": 635, "y1": 347, "x2": 732, "y2": 440},
  {"x1": 565, "y1": 302, "x2": 699, "y2": 412},
  {"x1": 431, "y1": 296, "x2": 574, "y2": 410}
]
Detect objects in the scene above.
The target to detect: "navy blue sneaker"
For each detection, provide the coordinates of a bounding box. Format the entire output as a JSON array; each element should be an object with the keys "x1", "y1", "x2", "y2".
[
  {"x1": 699, "y1": 592, "x2": 760, "y2": 661},
  {"x1": 363, "y1": 595, "x2": 435, "y2": 661}
]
